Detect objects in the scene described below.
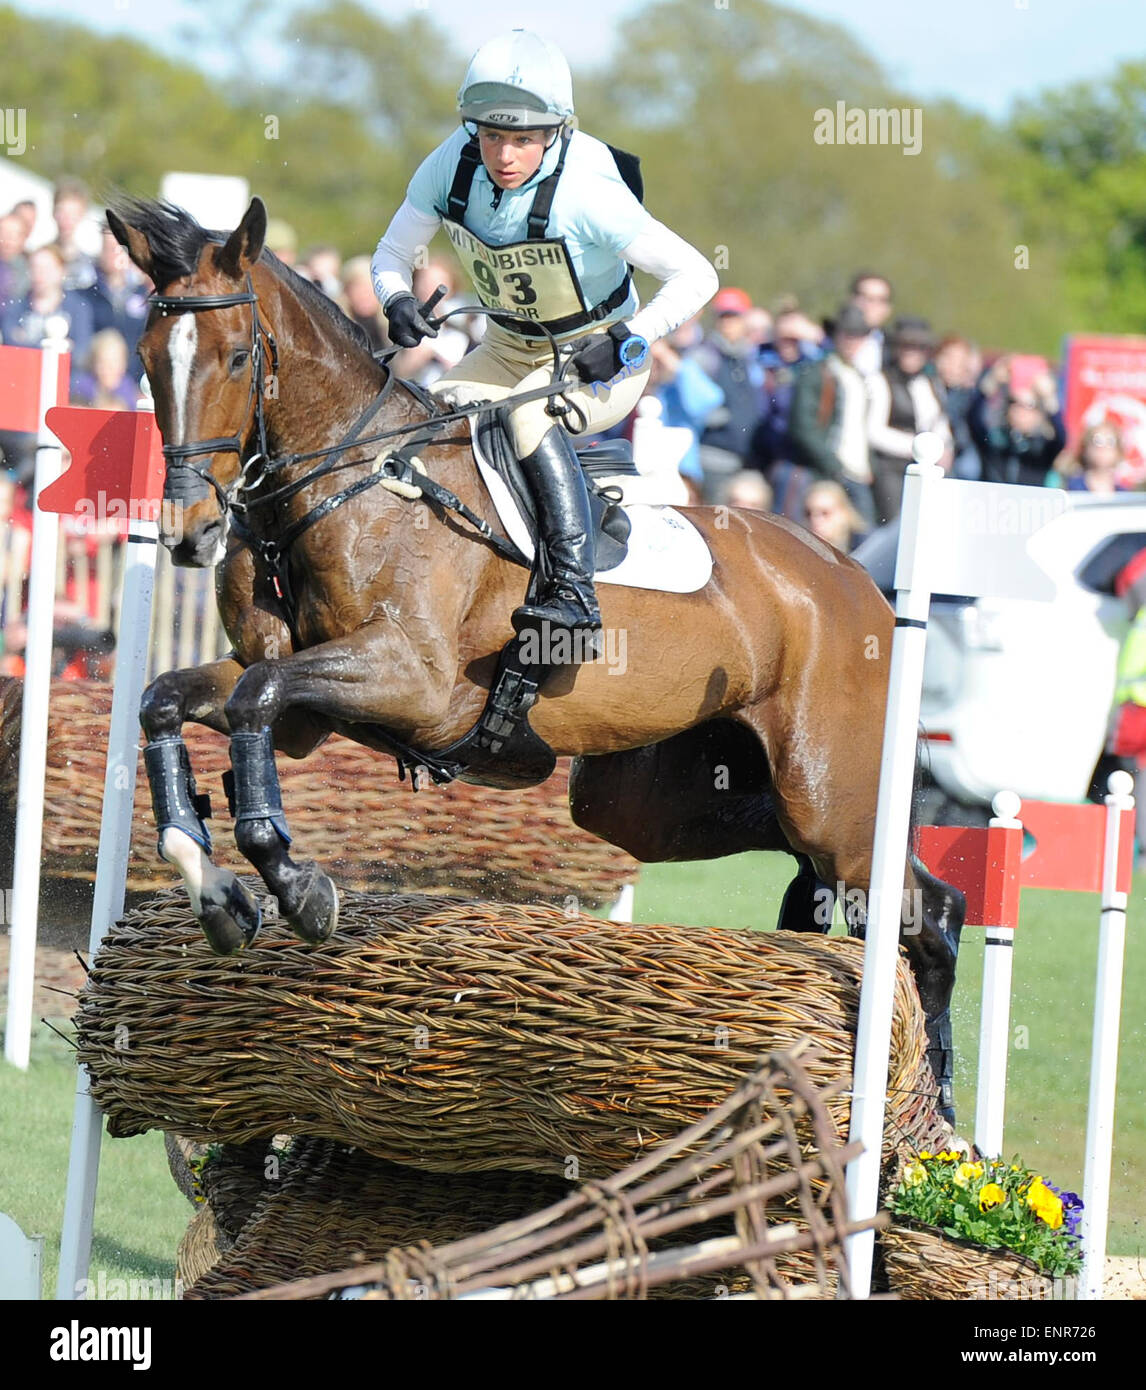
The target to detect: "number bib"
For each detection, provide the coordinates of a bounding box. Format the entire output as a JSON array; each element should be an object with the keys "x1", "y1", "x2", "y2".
[{"x1": 440, "y1": 217, "x2": 587, "y2": 328}]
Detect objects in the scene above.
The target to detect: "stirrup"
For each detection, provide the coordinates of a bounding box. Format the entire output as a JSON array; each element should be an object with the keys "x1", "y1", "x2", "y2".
[{"x1": 512, "y1": 584, "x2": 602, "y2": 635}]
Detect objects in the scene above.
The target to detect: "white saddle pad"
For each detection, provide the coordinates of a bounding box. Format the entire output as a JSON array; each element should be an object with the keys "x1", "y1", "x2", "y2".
[{"x1": 470, "y1": 437, "x2": 713, "y2": 595}]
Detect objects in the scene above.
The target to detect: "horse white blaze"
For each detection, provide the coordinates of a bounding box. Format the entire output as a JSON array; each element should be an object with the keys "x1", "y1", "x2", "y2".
[{"x1": 168, "y1": 312, "x2": 197, "y2": 442}]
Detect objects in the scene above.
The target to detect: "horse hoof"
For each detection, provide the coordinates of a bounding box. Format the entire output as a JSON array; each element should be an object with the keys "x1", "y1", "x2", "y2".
[
  {"x1": 285, "y1": 865, "x2": 339, "y2": 945},
  {"x1": 198, "y1": 879, "x2": 262, "y2": 956}
]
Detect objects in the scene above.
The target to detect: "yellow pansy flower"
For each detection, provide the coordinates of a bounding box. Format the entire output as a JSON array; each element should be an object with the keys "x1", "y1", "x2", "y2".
[
  {"x1": 979, "y1": 1182, "x2": 1006, "y2": 1211},
  {"x1": 920, "y1": 1151, "x2": 932, "y2": 1161},
  {"x1": 953, "y1": 1161, "x2": 982, "y2": 1188},
  {"x1": 902, "y1": 1160, "x2": 927, "y2": 1188},
  {"x1": 1026, "y1": 1179, "x2": 1064, "y2": 1229}
]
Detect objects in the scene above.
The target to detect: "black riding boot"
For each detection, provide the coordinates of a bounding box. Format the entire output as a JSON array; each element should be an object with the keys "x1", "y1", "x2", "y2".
[{"x1": 511, "y1": 425, "x2": 603, "y2": 638}]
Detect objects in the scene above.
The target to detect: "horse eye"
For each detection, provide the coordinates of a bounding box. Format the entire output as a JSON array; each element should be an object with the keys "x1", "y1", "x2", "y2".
[{"x1": 229, "y1": 349, "x2": 250, "y2": 373}]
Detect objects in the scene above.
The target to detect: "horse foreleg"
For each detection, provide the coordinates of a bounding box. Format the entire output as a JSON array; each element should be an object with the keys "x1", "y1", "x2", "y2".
[
  {"x1": 139, "y1": 659, "x2": 333, "y2": 954},
  {"x1": 220, "y1": 627, "x2": 456, "y2": 944},
  {"x1": 140, "y1": 659, "x2": 263, "y2": 954}
]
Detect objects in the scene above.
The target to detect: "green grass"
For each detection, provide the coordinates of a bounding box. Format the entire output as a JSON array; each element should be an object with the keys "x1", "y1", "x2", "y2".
[
  {"x1": 1, "y1": 852, "x2": 1141, "y2": 1297},
  {"x1": 629, "y1": 854, "x2": 1146, "y2": 1260},
  {"x1": 0, "y1": 1024, "x2": 187, "y2": 1300}
]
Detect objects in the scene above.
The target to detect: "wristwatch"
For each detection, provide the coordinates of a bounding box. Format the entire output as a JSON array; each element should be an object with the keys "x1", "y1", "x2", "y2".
[{"x1": 608, "y1": 321, "x2": 649, "y2": 371}]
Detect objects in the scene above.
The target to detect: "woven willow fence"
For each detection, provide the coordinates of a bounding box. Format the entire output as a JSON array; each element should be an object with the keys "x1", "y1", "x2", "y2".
[
  {"x1": 168, "y1": 1045, "x2": 878, "y2": 1300},
  {"x1": 0, "y1": 678, "x2": 639, "y2": 907},
  {"x1": 76, "y1": 887, "x2": 948, "y2": 1180}
]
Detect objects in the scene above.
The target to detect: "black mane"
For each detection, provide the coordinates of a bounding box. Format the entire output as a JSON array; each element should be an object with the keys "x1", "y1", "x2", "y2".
[{"x1": 108, "y1": 196, "x2": 376, "y2": 359}]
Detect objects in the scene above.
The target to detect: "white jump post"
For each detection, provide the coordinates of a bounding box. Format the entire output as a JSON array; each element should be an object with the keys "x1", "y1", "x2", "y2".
[
  {"x1": 4, "y1": 320, "x2": 70, "y2": 1069},
  {"x1": 608, "y1": 883, "x2": 635, "y2": 923},
  {"x1": 843, "y1": 438, "x2": 943, "y2": 1298},
  {"x1": 56, "y1": 390, "x2": 161, "y2": 1299},
  {"x1": 844, "y1": 440, "x2": 1065, "y2": 1298},
  {"x1": 1080, "y1": 768, "x2": 1134, "y2": 1301},
  {"x1": 974, "y1": 789, "x2": 1022, "y2": 1159}
]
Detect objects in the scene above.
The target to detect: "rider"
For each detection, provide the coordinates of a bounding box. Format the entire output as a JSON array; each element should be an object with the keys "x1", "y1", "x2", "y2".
[{"x1": 371, "y1": 28, "x2": 719, "y2": 641}]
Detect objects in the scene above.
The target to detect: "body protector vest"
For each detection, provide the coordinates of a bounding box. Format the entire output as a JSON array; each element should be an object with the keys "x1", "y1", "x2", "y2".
[{"x1": 435, "y1": 127, "x2": 643, "y2": 339}]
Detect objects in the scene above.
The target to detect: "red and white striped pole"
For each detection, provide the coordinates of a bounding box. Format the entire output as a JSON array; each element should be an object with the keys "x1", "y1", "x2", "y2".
[
  {"x1": 1080, "y1": 769, "x2": 1134, "y2": 1300},
  {"x1": 974, "y1": 789, "x2": 1022, "y2": 1158}
]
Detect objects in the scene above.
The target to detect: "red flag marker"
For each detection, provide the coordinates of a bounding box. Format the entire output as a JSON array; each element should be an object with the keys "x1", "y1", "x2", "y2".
[
  {"x1": 40, "y1": 407, "x2": 165, "y2": 520},
  {"x1": 0, "y1": 344, "x2": 71, "y2": 432}
]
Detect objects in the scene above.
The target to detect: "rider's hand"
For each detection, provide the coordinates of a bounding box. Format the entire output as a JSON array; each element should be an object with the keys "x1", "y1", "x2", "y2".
[
  {"x1": 566, "y1": 331, "x2": 623, "y2": 384},
  {"x1": 385, "y1": 293, "x2": 439, "y2": 349}
]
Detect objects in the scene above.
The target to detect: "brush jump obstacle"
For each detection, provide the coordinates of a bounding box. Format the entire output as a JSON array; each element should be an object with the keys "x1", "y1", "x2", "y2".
[
  {"x1": 74, "y1": 889, "x2": 945, "y2": 1173},
  {"x1": 159, "y1": 1048, "x2": 873, "y2": 1301},
  {"x1": 74, "y1": 897, "x2": 939, "y2": 1299}
]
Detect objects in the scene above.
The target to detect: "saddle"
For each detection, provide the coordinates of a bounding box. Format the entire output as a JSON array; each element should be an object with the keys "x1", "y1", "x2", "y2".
[{"x1": 474, "y1": 404, "x2": 636, "y2": 571}]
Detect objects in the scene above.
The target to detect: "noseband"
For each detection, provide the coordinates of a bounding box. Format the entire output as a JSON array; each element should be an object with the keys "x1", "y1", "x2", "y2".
[{"x1": 148, "y1": 272, "x2": 279, "y2": 510}]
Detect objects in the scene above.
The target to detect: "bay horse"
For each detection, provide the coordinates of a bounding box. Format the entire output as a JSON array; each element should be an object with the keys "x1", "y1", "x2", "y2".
[{"x1": 107, "y1": 196, "x2": 964, "y2": 1118}]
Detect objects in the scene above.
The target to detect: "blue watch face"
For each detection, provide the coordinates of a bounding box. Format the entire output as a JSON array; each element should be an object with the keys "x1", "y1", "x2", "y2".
[{"x1": 619, "y1": 335, "x2": 648, "y2": 367}]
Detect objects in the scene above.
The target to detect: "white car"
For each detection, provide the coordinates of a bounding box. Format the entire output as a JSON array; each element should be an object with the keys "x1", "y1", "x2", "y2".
[{"x1": 852, "y1": 493, "x2": 1146, "y2": 822}]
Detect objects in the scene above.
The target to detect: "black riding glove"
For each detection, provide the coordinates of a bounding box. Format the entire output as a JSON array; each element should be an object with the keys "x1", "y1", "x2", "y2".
[
  {"x1": 385, "y1": 293, "x2": 439, "y2": 349},
  {"x1": 567, "y1": 329, "x2": 625, "y2": 384}
]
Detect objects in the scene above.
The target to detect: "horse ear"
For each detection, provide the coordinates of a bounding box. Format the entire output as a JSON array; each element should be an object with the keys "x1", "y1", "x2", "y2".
[
  {"x1": 106, "y1": 208, "x2": 154, "y2": 279},
  {"x1": 215, "y1": 197, "x2": 267, "y2": 280}
]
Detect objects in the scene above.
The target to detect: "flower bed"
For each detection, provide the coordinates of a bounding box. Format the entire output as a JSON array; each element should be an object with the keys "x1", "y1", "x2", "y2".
[{"x1": 882, "y1": 1151, "x2": 1083, "y2": 1300}]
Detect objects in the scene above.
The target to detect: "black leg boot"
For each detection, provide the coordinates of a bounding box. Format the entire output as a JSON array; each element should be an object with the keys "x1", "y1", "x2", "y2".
[{"x1": 511, "y1": 425, "x2": 603, "y2": 639}]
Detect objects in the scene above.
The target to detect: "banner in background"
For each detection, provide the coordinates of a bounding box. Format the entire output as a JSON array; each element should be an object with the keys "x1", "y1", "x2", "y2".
[{"x1": 1063, "y1": 333, "x2": 1146, "y2": 487}]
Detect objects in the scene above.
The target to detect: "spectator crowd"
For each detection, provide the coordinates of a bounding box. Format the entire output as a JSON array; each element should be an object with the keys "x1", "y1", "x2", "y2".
[{"x1": 0, "y1": 176, "x2": 1140, "y2": 679}]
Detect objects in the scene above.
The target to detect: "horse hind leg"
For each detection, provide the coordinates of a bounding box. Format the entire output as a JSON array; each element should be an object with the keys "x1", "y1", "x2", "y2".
[
  {"x1": 777, "y1": 854, "x2": 838, "y2": 935},
  {"x1": 905, "y1": 854, "x2": 966, "y2": 1123},
  {"x1": 737, "y1": 700, "x2": 966, "y2": 1122},
  {"x1": 836, "y1": 853, "x2": 965, "y2": 1123}
]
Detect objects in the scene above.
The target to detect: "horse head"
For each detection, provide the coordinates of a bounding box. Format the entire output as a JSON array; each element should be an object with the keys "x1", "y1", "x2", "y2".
[{"x1": 107, "y1": 196, "x2": 273, "y2": 567}]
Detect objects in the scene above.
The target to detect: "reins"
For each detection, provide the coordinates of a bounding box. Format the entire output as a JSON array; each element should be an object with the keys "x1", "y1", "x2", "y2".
[
  {"x1": 239, "y1": 297, "x2": 589, "y2": 507},
  {"x1": 148, "y1": 275, "x2": 588, "y2": 548},
  {"x1": 148, "y1": 273, "x2": 601, "y2": 632}
]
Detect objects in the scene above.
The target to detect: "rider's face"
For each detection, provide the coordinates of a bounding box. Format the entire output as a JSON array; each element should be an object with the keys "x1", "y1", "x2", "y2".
[{"x1": 477, "y1": 126, "x2": 550, "y2": 189}]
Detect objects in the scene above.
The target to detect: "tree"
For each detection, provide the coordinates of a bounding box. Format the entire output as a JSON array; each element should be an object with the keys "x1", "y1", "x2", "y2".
[
  {"x1": 581, "y1": 0, "x2": 1062, "y2": 351},
  {"x1": 1010, "y1": 63, "x2": 1146, "y2": 333}
]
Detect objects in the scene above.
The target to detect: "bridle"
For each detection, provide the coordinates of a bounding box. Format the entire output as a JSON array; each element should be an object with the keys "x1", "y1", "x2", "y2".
[{"x1": 148, "y1": 270, "x2": 279, "y2": 510}]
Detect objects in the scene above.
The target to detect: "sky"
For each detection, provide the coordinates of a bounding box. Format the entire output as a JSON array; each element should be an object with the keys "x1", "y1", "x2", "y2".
[{"x1": 21, "y1": 0, "x2": 1146, "y2": 119}]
